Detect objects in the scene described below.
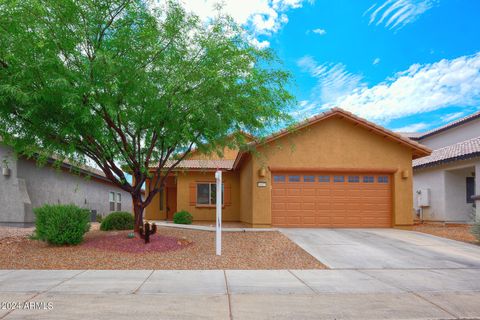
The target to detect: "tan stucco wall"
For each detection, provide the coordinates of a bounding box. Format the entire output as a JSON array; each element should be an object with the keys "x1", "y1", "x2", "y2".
[
  {"x1": 176, "y1": 171, "x2": 240, "y2": 221},
  {"x1": 144, "y1": 176, "x2": 167, "y2": 220},
  {"x1": 244, "y1": 116, "x2": 415, "y2": 228},
  {"x1": 239, "y1": 154, "x2": 254, "y2": 224}
]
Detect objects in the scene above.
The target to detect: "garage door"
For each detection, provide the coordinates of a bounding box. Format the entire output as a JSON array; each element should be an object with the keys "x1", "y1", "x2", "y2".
[{"x1": 271, "y1": 172, "x2": 392, "y2": 228}]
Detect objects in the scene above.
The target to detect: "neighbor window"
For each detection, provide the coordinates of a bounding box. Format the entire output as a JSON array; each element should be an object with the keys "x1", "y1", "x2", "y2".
[
  {"x1": 273, "y1": 175, "x2": 286, "y2": 182},
  {"x1": 304, "y1": 175, "x2": 315, "y2": 182},
  {"x1": 467, "y1": 177, "x2": 475, "y2": 203},
  {"x1": 109, "y1": 192, "x2": 121, "y2": 211},
  {"x1": 318, "y1": 175, "x2": 330, "y2": 183},
  {"x1": 197, "y1": 183, "x2": 223, "y2": 205},
  {"x1": 348, "y1": 176, "x2": 359, "y2": 183},
  {"x1": 334, "y1": 176, "x2": 344, "y2": 182},
  {"x1": 289, "y1": 175, "x2": 301, "y2": 182},
  {"x1": 116, "y1": 193, "x2": 121, "y2": 211},
  {"x1": 378, "y1": 176, "x2": 389, "y2": 183},
  {"x1": 363, "y1": 176, "x2": 374, "y2": 183}
]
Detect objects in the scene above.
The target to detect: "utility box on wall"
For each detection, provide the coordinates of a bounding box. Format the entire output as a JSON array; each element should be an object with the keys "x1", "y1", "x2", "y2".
[{"x1": 417, "y1": 188, "x2": 430, "y2": 207}]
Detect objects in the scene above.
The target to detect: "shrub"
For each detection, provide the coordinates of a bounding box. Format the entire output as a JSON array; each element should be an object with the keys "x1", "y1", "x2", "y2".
[
  {"x1": 472, "y1": 221, "x2": 480, "y2": 241},
  {"x1": 96, "y1": 214, "x2": 103, "y2": 223},
  {"x1": 173, "y1": 210, "x2": 193, "y2": 224},
  {"x1": 100, "y1": 211, "x2": 134, "y2": 231},
  {"x1": 34, "y1": 204, "x2": 90, "y2": 245}
]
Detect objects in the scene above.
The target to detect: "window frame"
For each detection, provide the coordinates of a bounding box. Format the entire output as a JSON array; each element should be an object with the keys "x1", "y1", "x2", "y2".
[
  {"x1": 318, "y1": 175, "x2": 330, "y2": 183},
  {"x1": 378, "y1": 176, "x2": 389, "y2": 183},
  {"x1": 196, "y1": 182, "x2": 224, "y2": 206},
  {"x1": 333, "y1": 175, "x2": 345, "y2": 183},
  {"x1": 348, "y1": 176, "x2": 360, "y2": 183}
]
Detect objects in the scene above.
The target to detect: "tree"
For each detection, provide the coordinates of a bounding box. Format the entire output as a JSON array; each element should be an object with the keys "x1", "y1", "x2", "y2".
[{"x1": 0, "y1": 0, "x2": 294, "y2": 233}]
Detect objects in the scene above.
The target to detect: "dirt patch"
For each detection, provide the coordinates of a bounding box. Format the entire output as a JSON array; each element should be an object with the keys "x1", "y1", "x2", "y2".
[
  {"x1": 413, "y1": 223, "x2": 479, "y2": 245},
  {"x1": 0, "y1": 227, "x2": 326, "y2": 270}
]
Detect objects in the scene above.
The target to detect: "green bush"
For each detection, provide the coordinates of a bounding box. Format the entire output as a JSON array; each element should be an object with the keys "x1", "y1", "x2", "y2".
[
  {"x1": 34, "y1": 204, "x2": 90, "y2": 245},
  {"x1": 100, "y1": 211, "x2": 134, "y2": 231},
  {"x1": 472, "y1": 221, "x2": 480, "y2": 241},
  {"x1": 173, "y1": 210, "x2": 193, "y2": 224},
  {"x1": 95, "y1": 214, "x2": 103, "y2": 223}
]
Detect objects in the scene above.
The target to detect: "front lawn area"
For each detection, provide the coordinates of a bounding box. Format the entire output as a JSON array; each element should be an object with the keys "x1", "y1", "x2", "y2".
[
  {"x1": 413, "y1": 223, "x2": 479, "y2": 245},
  {"x1": 0, "y1": 226, "x2": 325, "y2": 270}
]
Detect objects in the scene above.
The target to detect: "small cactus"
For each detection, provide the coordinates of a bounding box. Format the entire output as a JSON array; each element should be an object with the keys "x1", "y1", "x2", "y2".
[{"x1": 139, "y1": 222, "x2": 157, "y2": 243}]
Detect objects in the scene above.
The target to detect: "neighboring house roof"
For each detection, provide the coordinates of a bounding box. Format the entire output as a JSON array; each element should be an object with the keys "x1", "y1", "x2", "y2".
[
  {"x1": 407, "y1": 110, "x2": 480, "y2": 141},
  {"x1": 163, "y1": 159, "x2": 235, "y2": 170},
  {"x1": 413, "y1": 136, "x2": 480, "y2": 169},
  {"x1": 233, "y1": 107, "x2": 431, "y2": 168},
  {"x1": 397, "y1": 132, "x2": 423, "y2": 139}
]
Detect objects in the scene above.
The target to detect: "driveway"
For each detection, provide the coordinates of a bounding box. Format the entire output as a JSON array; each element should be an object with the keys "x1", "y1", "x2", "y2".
[{"x1": 280, "y1": 228, "x2": 480, "y2": 269}]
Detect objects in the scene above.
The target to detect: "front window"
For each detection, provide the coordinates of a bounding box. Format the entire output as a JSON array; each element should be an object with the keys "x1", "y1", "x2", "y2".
[{"x1": 197, "y1": 183, "x2": 223, "y2": 205}]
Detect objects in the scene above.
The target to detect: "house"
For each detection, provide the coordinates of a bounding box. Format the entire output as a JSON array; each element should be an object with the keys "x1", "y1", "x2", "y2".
[
  {"x1": 403, "y1": 111, "x2": 480, "y2": 223},
  {"x1": 0, "y1": 142, "x2": 132, "y2": 227},
  {"x1": 145, "y1": 108, "x2": 430, "y2": 228}
]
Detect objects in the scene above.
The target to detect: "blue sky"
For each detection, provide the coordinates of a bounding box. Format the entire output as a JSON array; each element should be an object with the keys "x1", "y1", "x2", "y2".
[{"x1": 183, "y1": 0, "x2": 480, "y2": 132}]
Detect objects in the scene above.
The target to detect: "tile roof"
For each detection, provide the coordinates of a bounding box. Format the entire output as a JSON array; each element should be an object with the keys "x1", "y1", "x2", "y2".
[
  {"x1": 164, "y1": 159, "x2": 235, "y2": 170},
  {"x1": 413, "y1": 136, "x2": 480, "y2": 168},
  {"x1": 408, "y1": 110, "x2": 480, "y2": 140}
]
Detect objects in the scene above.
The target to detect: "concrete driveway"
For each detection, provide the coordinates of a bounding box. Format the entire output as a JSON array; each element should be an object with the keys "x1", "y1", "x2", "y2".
[{"x1": 280, "y1": 228, "x2": 480, "y2": 269}]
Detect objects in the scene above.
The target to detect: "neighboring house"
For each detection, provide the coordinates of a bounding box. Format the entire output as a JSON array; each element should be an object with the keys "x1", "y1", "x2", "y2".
[
  {"x1": 402, "y1": 111, "x2": 480, "y2": 223},
  {"x1": 145, "y1": 108, "x2": 430, "y2": 229},
  {"x1": 0, "y1": 142, "x2": 132, "y2": 227}
]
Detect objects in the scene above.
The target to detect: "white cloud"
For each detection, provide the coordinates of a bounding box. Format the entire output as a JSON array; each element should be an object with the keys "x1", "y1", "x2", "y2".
[
  {"x1": 297, "y1": 56, "x2": 364, "y2": 111},
  {"x1": 181, "y1": 0, "x2": 314, "y2": 37},
  {"x1": 364, "y1": 0, "x2": 437, "y2": 30},
  {"x1": 249, "y1": 38, "x2": 271, "y2": 49},
  {"x1": 440, "y1": 112, "x2": 465, "y2": 123},
  {"x1": 330, "y1": 52, "x2": 480, "y2": 122},
  {"x1": 312, "y1": 28, "x2": 326, "y2": 35},
  {"x1": 373, "y1": 57, "x2": 381, "y2": 65},
  {"x1": 392, "y1": 122, "x2": 428, "y2": 132}
]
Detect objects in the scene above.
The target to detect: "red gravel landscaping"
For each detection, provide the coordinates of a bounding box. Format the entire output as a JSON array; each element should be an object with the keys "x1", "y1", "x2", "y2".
[
  {"x1": 0, "y1": 226, "x2": 325, "y2": 270},
  {"x1": 82, "y1": 232, "x2": 190, "y2": 253}
]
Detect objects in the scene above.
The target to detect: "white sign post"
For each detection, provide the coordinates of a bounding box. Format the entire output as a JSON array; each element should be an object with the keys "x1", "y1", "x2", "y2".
[{"x1": 215, "y1": 170, "x2": 222, "y2": 256}]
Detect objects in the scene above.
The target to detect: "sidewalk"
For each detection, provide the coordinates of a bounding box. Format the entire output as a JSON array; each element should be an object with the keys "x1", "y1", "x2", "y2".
[{"x1": 0, "y1": 269, "x2": 480, "y2": 319}]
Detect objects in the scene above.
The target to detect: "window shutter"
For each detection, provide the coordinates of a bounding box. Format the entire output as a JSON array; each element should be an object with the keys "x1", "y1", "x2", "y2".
[
  {"x1": 189, "y1": 183, "x2": 196, "y2": 206},
  {"x1": 224, "y1": 183, "x2": 232, "y2": 206}
]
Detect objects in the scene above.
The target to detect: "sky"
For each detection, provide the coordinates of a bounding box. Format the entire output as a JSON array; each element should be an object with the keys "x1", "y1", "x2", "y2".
[{"x1": 181, "y1": 0, "x2": 480, "y2": 132}]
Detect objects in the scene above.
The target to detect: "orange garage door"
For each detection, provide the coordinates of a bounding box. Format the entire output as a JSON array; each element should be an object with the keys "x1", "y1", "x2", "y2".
[{"x1": 271, "y1": 172, "x2": 392, "y2": 228}]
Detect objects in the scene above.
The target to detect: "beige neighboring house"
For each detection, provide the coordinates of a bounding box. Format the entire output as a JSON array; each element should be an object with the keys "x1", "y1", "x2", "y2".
[{"x1": 402, "y1": 111, "x2": 480, "y2": 223}]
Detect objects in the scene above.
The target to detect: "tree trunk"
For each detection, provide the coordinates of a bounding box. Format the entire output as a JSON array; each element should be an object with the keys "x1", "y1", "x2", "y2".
[{"x1": 132, "y1": 194, "x2": 144, "y2": 233}]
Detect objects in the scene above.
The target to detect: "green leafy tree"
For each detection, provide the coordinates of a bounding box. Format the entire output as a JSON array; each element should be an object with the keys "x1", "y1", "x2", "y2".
[{"x1": 0, "y1": 0, "x2": 293, "y2": 232}]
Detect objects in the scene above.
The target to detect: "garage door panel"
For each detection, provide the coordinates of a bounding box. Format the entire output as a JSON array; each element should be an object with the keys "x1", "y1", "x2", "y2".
[{"x1": 272, "y1": 171, "x2": 392, "y2": 228}]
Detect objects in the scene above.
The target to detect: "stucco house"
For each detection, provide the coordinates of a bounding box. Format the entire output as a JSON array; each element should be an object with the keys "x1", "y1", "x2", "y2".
[
  {"x1": 404, "y1": 111, "x2": 480, "y2": 223},
  {"x1": 145, "y1": 108, "x2": 431, "y2": 229},
  {"x1": 0, "y1": 141, "x2": 132, "y2": 227}
]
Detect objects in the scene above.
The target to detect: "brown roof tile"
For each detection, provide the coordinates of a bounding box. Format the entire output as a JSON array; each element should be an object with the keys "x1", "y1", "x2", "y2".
[
  {"x1": 164, "y1": 159, "x2": 235, "y2": 170},
  {"x1": 413, "y1": 136, "x2": 480, "y2": 168}
]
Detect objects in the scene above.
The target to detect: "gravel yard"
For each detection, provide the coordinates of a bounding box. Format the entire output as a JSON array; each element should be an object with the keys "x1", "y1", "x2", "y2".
[
  {"x1": 413, "y1": 223, "x2": 479, "y2": 245},
  {"x1": 0, "y1": 226, "x2": 325, "y2": 270}
]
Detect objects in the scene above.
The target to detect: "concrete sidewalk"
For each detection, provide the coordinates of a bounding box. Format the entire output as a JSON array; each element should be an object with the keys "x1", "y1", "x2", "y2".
[{"x1": 0, "y1": 269, "x2": 479, "y2": 319}]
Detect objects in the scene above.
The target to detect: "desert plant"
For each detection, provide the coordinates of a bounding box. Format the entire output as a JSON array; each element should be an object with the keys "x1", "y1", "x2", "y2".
[
  {"x1": 471, "y1": 221, "x2": 480, "y2": 241},
  {"x1": 34, "y1": 204, "x2": 90, "y2": 245},
  {"x1": 173, "y1": 211, "x2": 193, "y2": 225},
  {"x1": 100, "y1": 212, "x2": 134, "y2": 231},
  {"x1": 139, "y1": 222, "x2": 157, "y2": 244}
]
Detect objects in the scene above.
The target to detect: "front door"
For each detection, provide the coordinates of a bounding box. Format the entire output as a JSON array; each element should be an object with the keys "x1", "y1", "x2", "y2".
[{"x1": 166, "y1": 187, "x2": 177, "y2": 220}]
